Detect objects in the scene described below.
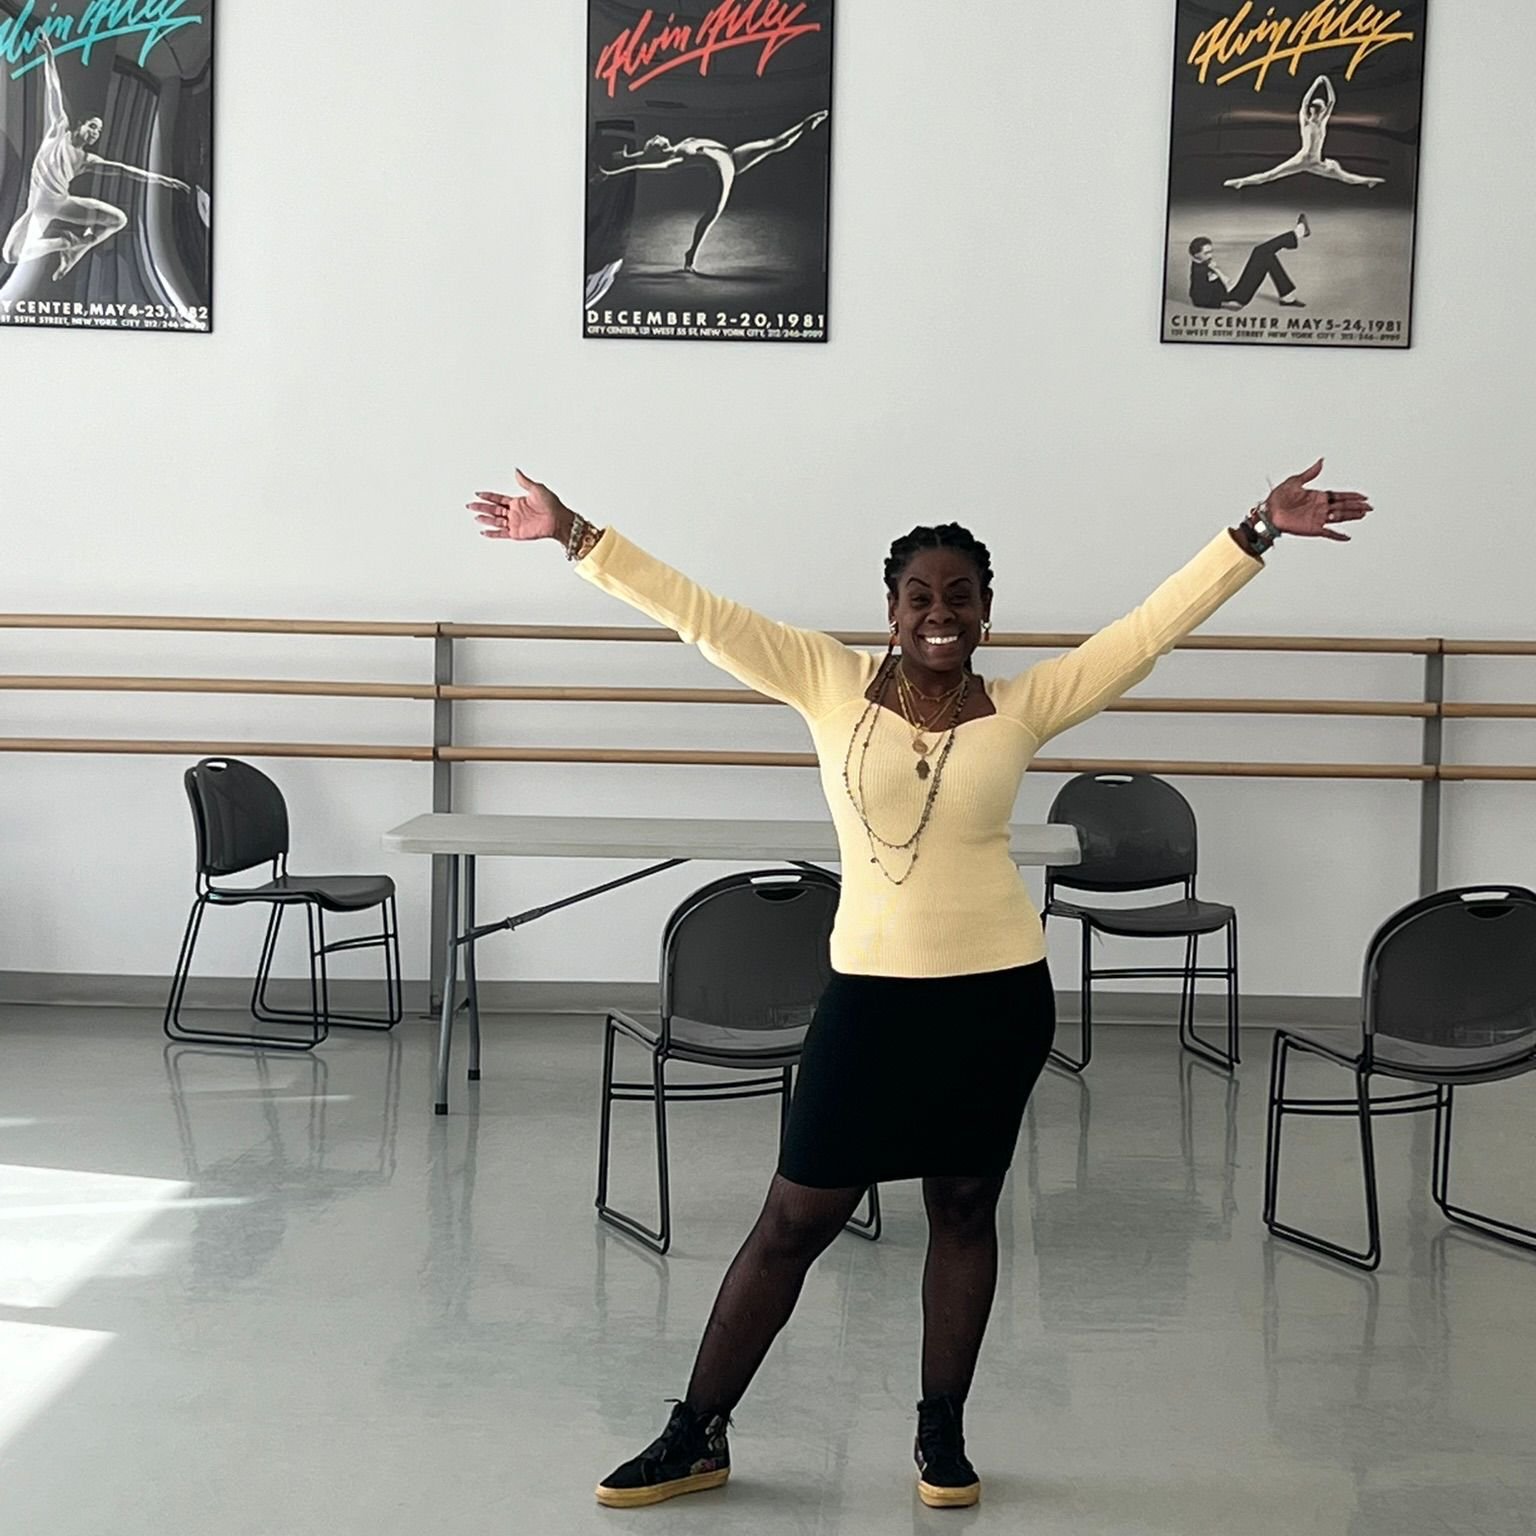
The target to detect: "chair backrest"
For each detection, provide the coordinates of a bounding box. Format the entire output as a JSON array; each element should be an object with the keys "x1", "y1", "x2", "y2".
[
  {"x1": 1365, "y1": 886, "x2": 1536, "y2": 1080},
  {"x1": 660, "y1": 869, "x2": 839, "y2": 1039},
  {"x1": 184, "y1": 758, "x2": 289, "y2": 878},
  {"x1": 1046, "y1": 773, "x2": 1198, "y2": 894}
]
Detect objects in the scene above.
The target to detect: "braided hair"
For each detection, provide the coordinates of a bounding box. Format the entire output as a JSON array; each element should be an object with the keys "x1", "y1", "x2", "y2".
[{"x1": 884, "y1": 524, "x2": 994, "y2": 597}]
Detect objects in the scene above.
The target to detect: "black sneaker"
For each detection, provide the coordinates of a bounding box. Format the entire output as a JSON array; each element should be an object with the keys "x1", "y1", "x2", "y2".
[
  {"x1": 914, "y1": 1394, "x2": 981, "y2": 1508},
  {"x1": 595, "y1": 1401, "x2": 731, "y2": 1509}
]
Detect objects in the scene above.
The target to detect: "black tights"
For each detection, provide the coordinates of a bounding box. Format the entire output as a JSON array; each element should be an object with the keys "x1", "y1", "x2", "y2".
[{"x1": 684, "y1": 1171, "x2": 1006, "y2": 1416}]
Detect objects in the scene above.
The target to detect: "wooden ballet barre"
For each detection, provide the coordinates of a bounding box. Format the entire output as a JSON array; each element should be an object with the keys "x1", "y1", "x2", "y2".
[
  {"x1": 1109, "y1": 697, "x2": 1434, "y2": 718},
  {"x1": 442, "y1": 745, "x2": 817, "y2": 768},
  {"x1": 0, "y1": 614, "x2": 437, "y2": 638},
  {"x1": 0, "y1": 738, "x2": 432, "y2": 761},
  {"x1": 1033, "y1": 758, "x2": 1431, "y2": 781},
  {"x1": 1442, "y1": 703, "x2": 1536, "y2": 720},
  {"x1": 1443, "y1": 640, "x2": 1536, "y2": 657},
  {"x1": 0, "y1": 675, "x2": 436, "y2": 700},
  {"x1": 441, "y1": 684, "x2": 1435, "y2": 718},
  {"x1": 438, "y1": 745, "x2": 1430, "y2": 780},
  {"x1": 440, "y1": 621, "x2": 1442, "y2": 655},
  {"x1": 1439, "y1": 765, "x2": 1536, "y2": 782}
]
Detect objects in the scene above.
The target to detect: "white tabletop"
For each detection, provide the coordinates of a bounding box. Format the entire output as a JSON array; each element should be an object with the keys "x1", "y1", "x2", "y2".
[{"x1": 384, "y1": 813, "x2": 1079, "y2": 866}]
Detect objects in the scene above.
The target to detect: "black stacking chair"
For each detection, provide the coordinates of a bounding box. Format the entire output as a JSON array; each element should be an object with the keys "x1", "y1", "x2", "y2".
[
  {"x1": 1265, "y1": 885, "x2": 1536, "y2": 1272},
  {"x1": 164, "y1": 758, "x2": 402, "y2": 1051},
  {"x1": 1044, "y1": 773, "x2": 1239, "y2": 1074},
  {"x1": 597, "y1": 868, "x2": 880, "y2": 1256}
]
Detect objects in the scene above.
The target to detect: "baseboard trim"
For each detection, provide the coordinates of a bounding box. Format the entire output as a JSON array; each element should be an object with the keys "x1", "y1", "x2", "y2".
[{"x1": 0, "y1": 971, "x2": 1356, "y2": 1027}]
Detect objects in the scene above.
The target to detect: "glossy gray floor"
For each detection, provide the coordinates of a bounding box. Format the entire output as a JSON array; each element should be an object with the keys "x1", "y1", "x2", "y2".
[{"x1": 1, "y1": 1006, "x2": 1533, "y2": 1536}]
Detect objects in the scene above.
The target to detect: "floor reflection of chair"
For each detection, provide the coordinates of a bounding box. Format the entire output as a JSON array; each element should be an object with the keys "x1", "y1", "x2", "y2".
[
  {"x1": 1180, "y1": 1054, "x2": 1240, "y2": 1229},
  {"x1": 424, "y1": 1102, "x2": 482, "y2": 1326},
  {"x1": 166, "y1": 1032, "x2": 402, "y2": 1185},
  {"x1": 1023, "y1": 1051, "x2": 1241, "y2": 1327}
]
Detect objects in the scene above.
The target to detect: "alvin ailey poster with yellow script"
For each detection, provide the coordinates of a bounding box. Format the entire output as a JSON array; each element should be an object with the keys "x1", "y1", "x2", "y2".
[{"x1": 1162, "y1": 3, "x2": 1426, "y2": 349}]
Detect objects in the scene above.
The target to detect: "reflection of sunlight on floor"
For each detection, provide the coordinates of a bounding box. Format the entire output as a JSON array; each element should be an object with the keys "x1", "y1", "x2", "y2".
[
  {"x1": 0, "y1": 1322, "x2": 111, "y2": 1455},
  {"x1": 0, "y1": 1165, "x2": 192, "y2": 1308},
  {"x1": 0, "y1": 1118, "x2": 40, "y2": 1129}
]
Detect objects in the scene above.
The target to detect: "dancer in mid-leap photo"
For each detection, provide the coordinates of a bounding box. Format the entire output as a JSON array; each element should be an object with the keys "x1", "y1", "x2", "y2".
[
  {"x1": 597, "y1": 110, "x2": 828, "y2": 272},
  {"x1": 1224, "y1": 77, "x2": 1385, "y2": 190},
  {"x1": 2, "y1": 31, "x2": 190, "y2": 281}
]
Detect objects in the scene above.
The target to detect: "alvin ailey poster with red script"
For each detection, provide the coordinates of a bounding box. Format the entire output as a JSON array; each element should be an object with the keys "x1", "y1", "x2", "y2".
[
  {"x1": 0, "y1": 1, "x2": 213, "y2": 333},
  {"x1": 1162, "y1": 2, "x2": 1426, "y2": 349},
  {"x1": 585, "y1": 2, "x2": 833, "y2": 343}
]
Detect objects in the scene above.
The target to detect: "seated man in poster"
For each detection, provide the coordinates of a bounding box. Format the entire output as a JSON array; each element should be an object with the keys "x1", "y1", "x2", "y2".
[{"x1": 1188, "y1": 216, "x2": 1311, "y2": 310}]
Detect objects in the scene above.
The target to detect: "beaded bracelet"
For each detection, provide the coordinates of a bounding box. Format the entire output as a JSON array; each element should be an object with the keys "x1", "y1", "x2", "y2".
[{"x1": 564, "y1": 514, "x2": 605, "y2": 562}]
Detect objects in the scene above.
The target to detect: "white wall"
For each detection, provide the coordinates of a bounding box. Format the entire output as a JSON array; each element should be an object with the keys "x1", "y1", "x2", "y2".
[{"x1": 4, "y1": 2, "x2": 1534, "y2": 996}]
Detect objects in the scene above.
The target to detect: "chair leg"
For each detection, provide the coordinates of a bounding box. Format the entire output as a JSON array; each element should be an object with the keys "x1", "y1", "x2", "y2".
[
  {"x1": 465, "y1": 860, "x2": 482, "y2": 1078},
  {"x1": 1048, "y1": 916, "x2": 1093, "y2": 1074},
  {"x1": 164, "y1": 897, "x2": 324, "y2": 1051},
  {"x1": 311, "y1": 906, "x2": 330, "y2": 1029},
  {"x1": 595, "y1": 1026, "x2": 672, "y2": 1256},
  {"x1": 250, "y1": 906, "x2": 285, "y2": 1020},
  {"x1": 1177, "y1": 924, "x2": 1238, "y2": 1073},
  {"x1": 302, "y1": 898, "x2": 403, "y2": 1031},
  {"x1": 653, "y1": 1054, "x2": 672, "y2": 1256},
  {"x1": 1263, "y1": 1032, "x2": 1383, "y2": 1271},
  {"x1": 163, "y1": 898, "x2": 208, "y2": 1043},
  {"x1": 844, "y1": 1184, "x2": 882, "y2": 1241},
  {"x1": 596, "y1": 1016, "x2": 619, "y2": 1211},
  {"x1": 385, "y1": 894, "x2": 404, "y2": 1025},
  {"x1": 1431, "y1": 1085, "x2": 1536, "y2": 1254},
  {"x1": 246, "y1": 900, "x2": 330, "y2": 1036},
  {"x1": 1227, "y1": 917, "x2": 1241, "y2": 1067}
]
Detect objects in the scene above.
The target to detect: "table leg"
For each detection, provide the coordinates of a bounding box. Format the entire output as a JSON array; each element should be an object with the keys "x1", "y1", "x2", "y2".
[
  {"x1": 465, "y1": 856, "x2": 482, "y2": 1082},
  {"x1": 434, "y1": 854, "x2": 461, "y2": 1115}
]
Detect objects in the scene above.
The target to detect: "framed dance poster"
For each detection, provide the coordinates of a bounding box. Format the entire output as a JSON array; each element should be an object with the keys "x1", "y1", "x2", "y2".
[
  {"x1": 584, "y1": 1, "x2": 834, "y2": 343},
  {"x1": 0, "y1": 1, "x2": 213, "y2": 334},
  {"x1": 1161, "y1": 1, "x2": 1427, "y2": 349}
]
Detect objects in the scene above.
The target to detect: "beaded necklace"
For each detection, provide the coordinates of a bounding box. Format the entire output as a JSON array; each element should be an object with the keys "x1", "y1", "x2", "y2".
[{"x1": 841, "y1": 655, "x2": 970, "y2": 886}]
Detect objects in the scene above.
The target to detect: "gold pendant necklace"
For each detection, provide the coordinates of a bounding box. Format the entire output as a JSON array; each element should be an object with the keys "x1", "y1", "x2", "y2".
[{"x1": 896, "y1": 670, "x2": 960, "y2": 777}]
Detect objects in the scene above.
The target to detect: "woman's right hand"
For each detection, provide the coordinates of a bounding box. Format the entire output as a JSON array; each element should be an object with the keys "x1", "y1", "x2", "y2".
[{"x1": 468, "y1": 469, "x2": 574, "y2": 544}]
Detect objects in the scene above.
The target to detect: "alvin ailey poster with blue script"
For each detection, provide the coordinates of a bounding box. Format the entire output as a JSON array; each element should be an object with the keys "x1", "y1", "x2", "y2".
[
  {"x1": 1162, "y1": 2, "x2": 1426, "y2": 349},
  {"x1": 585, "y1": 2, "x2": 834, "y2": 343},
  {"x1": 0, "y1": 1, "x2": 213, "y2": 333}
]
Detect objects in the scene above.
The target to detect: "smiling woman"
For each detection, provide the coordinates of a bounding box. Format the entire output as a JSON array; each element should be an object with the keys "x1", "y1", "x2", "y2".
[{"x1": 463, "y1": 461, "x2": 1372, "y2": 1510}]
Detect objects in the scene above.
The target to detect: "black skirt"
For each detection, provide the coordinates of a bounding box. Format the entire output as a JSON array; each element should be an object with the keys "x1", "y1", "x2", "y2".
[{"x1": 777, "y1": 961, "x2": 1056, "y2": 1189}]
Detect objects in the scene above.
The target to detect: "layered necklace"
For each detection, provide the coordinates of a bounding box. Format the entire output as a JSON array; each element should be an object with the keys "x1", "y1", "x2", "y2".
[
  {"x1": 894, "y1": 668, "x2": 967, "y2": 780},
  {"x1": 841, "y1": 656, "x2": 970, "y2": 886}
]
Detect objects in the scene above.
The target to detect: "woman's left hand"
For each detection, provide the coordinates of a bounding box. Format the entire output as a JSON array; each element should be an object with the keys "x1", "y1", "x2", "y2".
[{"x1": 1267, "y1": 458, "x2": 1373, "y2": 541}]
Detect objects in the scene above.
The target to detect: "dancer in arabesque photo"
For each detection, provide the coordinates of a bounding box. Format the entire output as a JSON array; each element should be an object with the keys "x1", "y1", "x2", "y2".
[{"x1": 597, "y1": 110, "x2": 828, "y2": 272}]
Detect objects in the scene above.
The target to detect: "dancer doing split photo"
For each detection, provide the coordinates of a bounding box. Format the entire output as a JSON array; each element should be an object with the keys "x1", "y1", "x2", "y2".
[{"x1": 466, "y1": 463, "x2": 1373, "y2": 1510}]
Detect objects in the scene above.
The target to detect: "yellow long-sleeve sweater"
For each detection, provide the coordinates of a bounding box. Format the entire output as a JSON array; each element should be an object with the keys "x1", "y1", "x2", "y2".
[{"x1": 577, "y1": 529, "x2": 1262, "y2": 978}]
